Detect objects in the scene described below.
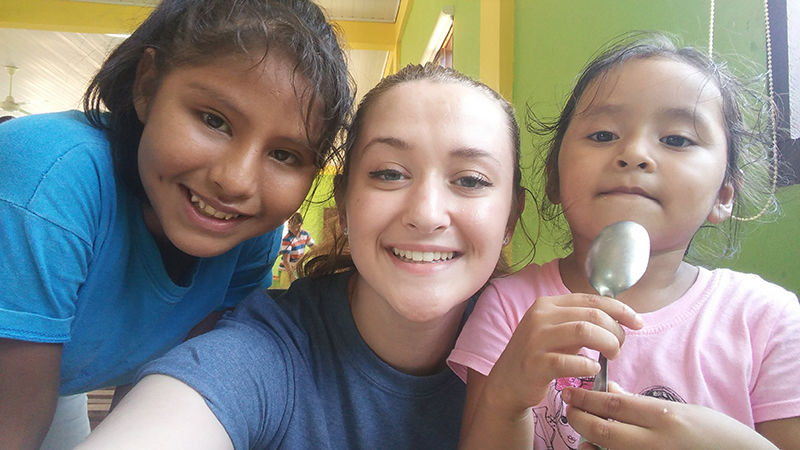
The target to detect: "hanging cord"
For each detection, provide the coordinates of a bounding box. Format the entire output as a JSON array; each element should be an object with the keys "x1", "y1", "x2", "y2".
[
  {"x1": 709, "y1": 0, "x2": 779, "y2": 221},
  {"x1": 708, "y1": 0, "x2": 716, "y2": 56}
]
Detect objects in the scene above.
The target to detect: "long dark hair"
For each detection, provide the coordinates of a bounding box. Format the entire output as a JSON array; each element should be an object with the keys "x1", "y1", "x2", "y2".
[{"x1": 84, "y1": 0, "x2": 353, "y2": 200}]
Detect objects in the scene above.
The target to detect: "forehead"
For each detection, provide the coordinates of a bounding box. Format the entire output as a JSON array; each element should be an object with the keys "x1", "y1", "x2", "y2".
[
  {"x1": 357, "y1": 80, "x2": 512, "y2": 153},
  {"x1": 576, "y1": 57, "x2": 724, "y2": 119},
  {"x1": 188, "y1": 50, "x2": 324, "y2": 145}
]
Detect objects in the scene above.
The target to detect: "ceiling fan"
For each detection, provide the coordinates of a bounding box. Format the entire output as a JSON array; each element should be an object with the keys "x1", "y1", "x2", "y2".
[{"x1": 1, "y1": 65, "x2": 31, "y2": 115}]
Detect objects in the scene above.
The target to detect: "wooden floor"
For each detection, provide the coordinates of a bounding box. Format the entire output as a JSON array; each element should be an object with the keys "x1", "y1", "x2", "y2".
[{"x1": 87, "y1": 388, "x2": 114, "y2": 429}]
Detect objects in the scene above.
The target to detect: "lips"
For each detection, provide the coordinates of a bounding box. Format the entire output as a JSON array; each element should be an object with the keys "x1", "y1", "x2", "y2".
[
  {"x1": 188, "y1": 190, "x2": 243, "y2": 220},
  {"x1": 601, "y1": 186, "x2": 656, "y2": 201}
]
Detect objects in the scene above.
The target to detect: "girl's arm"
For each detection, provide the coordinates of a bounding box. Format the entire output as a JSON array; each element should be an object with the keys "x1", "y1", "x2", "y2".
[
  {"x1": 563, "y1": 385, "x2": 783, "y2": 449},
  {"x1": 77, "y1": 374, "x2": 233, "y2": 449},
  {"x1": 459, "y1": 368, "x2": 535, "y2": 449},
  {"x1": 458, "y1": 294, "x2": 643, "y2": 449},
  {"x1": 0, "y1": 339, "x2": 62, "y2": 450},
  {"x1": 755, "y1": 417, "x2": 800, "y2": 449}
]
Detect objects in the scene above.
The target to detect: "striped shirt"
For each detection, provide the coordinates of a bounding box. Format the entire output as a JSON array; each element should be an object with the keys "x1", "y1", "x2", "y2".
[{"x1": 278, "y1": 230, "x2": 315, "y2": 270}]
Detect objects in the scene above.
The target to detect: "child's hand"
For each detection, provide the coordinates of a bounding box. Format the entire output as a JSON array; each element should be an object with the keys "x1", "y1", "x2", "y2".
[
  {"x1": 562, "y1": 383, "x2": 778, "y2": 450},
  {"x1": 483, "y1": 293, "x2": 643, "y2": 417}
]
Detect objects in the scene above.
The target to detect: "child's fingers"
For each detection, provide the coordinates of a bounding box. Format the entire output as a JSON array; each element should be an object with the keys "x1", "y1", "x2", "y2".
[
  {"x1": 562, "y1": 386, "x2": 672, "y2": 429},
  {"x1": 607, "y1": 380, "x2": 631, "y2": 395},
  {"x1": 550, "y1": 293, "x2": 644, "y2": 330},
  {"x1": 562, "y1": 388, "x2": 654, "y2": 449},
  {"x1": 521, "y1": 308, "x2": 632, "y2": 362},
  {"x1": 531, "y1": 294, "x2": 641, "y2": 345}
]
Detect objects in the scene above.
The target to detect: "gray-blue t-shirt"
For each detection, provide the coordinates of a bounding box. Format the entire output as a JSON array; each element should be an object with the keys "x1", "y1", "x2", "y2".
[{"x1": 140, "y1": 271, "x2": 474, "y2": 449}]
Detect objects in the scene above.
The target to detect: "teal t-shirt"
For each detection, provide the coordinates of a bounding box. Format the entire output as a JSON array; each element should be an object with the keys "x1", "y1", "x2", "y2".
[{"x1": 0, "y1": 111, "x2": 281, "y2": 394}]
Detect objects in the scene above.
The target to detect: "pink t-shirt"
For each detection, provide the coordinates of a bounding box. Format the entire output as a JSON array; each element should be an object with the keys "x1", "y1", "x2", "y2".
[{"x1": 448, "y1": 260, "x2": 800, "y2": 450}]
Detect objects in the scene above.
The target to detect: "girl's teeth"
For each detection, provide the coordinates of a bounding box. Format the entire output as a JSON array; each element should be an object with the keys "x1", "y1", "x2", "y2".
[
  {"x1": 190, "y1": 193, "x2": 239, "y2": 220},
  {"x1": 392, "y1": 248, "x2": 455, "y2": 262}
]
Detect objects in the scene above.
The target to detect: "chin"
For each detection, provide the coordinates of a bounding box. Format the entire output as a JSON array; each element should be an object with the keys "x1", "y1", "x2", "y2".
[
  {"x1": 172, "y1": 237, "x2": 237, "y2": 259},
  {"x1": 395, "y1": 296, "x2": 466, "y2": 323}
]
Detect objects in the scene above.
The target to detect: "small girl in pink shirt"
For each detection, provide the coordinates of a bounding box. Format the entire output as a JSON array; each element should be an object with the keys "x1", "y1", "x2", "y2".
[{"x1": 448, "y1": 32, "x2": 800, "y2": 449}]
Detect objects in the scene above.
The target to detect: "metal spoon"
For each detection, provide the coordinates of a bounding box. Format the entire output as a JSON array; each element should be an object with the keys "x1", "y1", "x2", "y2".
[
  {"x1": 584, "y1": 220, "x2": 650, "y2": 393},
  {"x1": 579, "y1": 220, "x2": 649, "y2": 448}
]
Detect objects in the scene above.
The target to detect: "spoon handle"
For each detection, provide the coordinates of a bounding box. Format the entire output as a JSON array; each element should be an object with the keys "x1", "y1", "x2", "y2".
[
  {"x1": 593, "y1": 354, "x2": 608, "y2": 392},
  {"x1": 578, "y1": 345, "x2": 609, "y2": 449}
]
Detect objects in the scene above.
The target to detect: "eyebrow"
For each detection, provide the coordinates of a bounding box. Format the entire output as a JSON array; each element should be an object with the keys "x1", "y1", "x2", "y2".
[
  {"x1": 576, "y1": 103, "x2": 624, "y2": 118},
  {"x1": 185, "y1": 82, "x2": 242, "y2": 116},
  {"x1": 361, "y1": 136, "x2": 410, "y2": 151},
  {"x1": 362, "y1": 136, "x2": 501, "y2": 163},
  {"x1": 659, "y1": 106, "x2": 712, "y2": 127},
  {"x1": 578, "y1": 103, "x2": 715, "y2": 133}
]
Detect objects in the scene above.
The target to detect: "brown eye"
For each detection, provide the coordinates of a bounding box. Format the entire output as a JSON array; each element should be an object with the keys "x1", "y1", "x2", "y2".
[
  {"x1": 201, "y1": 112, "x2": 231, "y2": 134},
  {"x1": 660, "y1": 135, "x2": 694, "y2": 147},
  {"x1": 588, "y1": 131, "x2": 617, "y2": 142},
  {"x1": 270, "y1": 149, "x2": 299, "y2": 165}
]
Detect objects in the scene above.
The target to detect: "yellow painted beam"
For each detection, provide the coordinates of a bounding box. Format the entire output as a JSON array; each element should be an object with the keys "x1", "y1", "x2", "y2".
[
  {"x1": 385, "y1": 0, "x2": 412, "y2": 75},
  {"x1": 479, "y1": 0, "x2": 514, "y2": 100},
  {"x1": 334, "y1": 20, "x2": 394, "y2": 51},
  {"x1": 0, "y1": 0, "x2": 398, "y2": 54},
  {"x1": 0, "y1": 0, "x2": 150, "y2": 34}
]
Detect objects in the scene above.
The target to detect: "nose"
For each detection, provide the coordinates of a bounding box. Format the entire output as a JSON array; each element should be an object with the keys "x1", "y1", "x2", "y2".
[
  {"x1": 208, "y1": 146, "x2": 259, "y2": 201},
  {"x1": 402, "y1": 177, "x2": 450, "y2": 233},
  {"x1": 616, "y1": 137, "x2": 656, "y2": 172}
]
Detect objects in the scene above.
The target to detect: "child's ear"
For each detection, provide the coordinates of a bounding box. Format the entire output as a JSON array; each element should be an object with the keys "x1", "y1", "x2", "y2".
[
  {"x1": 133, "y1": 48, "x2": 158, "y2": 124},
  {"x1": 707, "y1": 180, "x2": 735, "y2": 224}
]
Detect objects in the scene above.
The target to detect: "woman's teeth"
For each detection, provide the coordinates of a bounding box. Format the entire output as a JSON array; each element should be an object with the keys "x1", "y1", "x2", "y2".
[
  {"x1": 392, "y1": 248, "x2": 455, "y2": 262},
  {"x1": 190, "y1": 194, "x2": 239, "y2": 220}
]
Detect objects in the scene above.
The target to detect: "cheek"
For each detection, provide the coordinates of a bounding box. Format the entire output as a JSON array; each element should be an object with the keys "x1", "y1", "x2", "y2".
[
  {"x1": 258, "y1": 170, "x2": 317, "y2": 224},
  {"x1": 138, "y1": 127, "x2": 208, "y2": 180},
  {"x1": 463, "y1": 199, "x2": 511, "y2": 247}
]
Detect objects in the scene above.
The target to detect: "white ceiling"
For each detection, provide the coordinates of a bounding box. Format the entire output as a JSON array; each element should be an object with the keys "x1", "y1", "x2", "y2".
[{"x1": 0, "y1": 0, "x2": 399, "y2": 116}]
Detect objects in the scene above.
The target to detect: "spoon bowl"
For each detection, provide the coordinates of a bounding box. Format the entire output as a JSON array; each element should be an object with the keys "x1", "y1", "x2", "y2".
[{"x1": 585, "y1": 220, "x2": 651, "y2": 299}]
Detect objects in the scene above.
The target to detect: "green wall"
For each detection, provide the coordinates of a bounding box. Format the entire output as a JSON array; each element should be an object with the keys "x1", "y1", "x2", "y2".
[{"x1": 398, "y1": 0, "x2": 480, "y2": 78}]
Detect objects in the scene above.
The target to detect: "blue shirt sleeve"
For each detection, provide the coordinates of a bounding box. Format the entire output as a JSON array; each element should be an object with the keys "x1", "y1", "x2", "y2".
[
  {"x1": 0, "y1": 113, "x2": 110, "y2": 343},
  {"x1": 138, "y1": 293, "x2": 299, "y2": 449}
]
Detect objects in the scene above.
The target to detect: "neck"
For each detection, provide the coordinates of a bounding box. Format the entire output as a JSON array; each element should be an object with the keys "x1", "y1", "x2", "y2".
[
  {"x1": 560, "y1": 243, "x2": 698, "y2": 314},
  {"x1": 142, "y1": 204, "x2": 197, "y2": 284},
  {"x1": 347, "y1": 274, "x2": 467, "y2": 376}
]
